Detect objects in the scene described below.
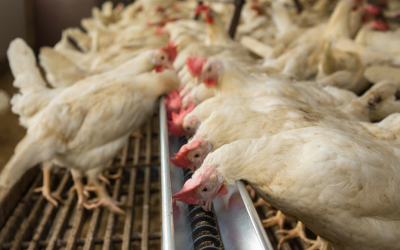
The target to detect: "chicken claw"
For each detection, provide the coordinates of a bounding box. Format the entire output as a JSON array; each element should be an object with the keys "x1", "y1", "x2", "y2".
[
  {"x1": 34, "y1": 186, "x2": 63, "y2": 207},
  {"x1": 98, "y1": 173, "x2": 112, "y2": 186},
  {"x1": 253, "y1": 197, "x2": 270, "y2": 207},
  {"x1": 86, "y1": 177, "x2": 127, "y2": 214},
  {"x1": 276, "y1": 221, "x2": 330, "y2": 250},
  {"x1": 305, "y1": 236, "x2": 331, "y2": 250},
  {"x1": 262, "y1": 210, "x2": 286, "y2": 230},
  {"x1": 34, "y1": 170, "x2": 63, "y2": 207},
  {"x1": 69, "y1": 185, "x2": 91, "y2": 197},
  {"x1": 101, "y1": 171, "x2": 124, "y2": 181},
  {"x1": 277, "y1": 221, "x2": 308, "y2": 249},
  {"x1": 84, "y1": 196, "x2": 126, "y2": 215}
]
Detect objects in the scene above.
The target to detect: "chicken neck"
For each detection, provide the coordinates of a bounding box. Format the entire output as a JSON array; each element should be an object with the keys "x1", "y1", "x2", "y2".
[
  {"x1": 324, "y1": 0, "x2": 353, "y2": 39},
  {"x1": 205, "y1": 11, "x2": 232, "y2": 46}
]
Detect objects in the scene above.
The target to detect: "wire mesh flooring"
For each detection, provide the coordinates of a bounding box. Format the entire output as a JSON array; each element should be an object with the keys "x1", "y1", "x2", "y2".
[{"x1": 0, "y1": 113, "x2": 162, "y2": 250}]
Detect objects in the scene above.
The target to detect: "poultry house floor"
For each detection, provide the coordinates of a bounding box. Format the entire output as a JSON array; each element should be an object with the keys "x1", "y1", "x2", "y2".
[{"x1": 0, "y1": 113, "x2": 163, "y2": 250}]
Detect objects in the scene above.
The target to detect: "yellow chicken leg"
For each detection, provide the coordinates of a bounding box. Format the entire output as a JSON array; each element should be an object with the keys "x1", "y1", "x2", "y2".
[{"x1": 34, "y1": 169, "x2": 63, "y2": 207}]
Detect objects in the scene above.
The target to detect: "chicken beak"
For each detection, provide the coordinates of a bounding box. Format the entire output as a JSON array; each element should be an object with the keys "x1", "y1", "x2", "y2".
[
  {"x1": 196, "y1": 75, "x2": 203, "y2": 85},
  {"x1": 191, "y1": 161, "x2": 202, "y2": 172},
  {"x1": 165, "y1": 62, "x2": 175, "y2": 71},
  {"x1": 201, "y1": 199, "x2": 212, "y2": 212}
]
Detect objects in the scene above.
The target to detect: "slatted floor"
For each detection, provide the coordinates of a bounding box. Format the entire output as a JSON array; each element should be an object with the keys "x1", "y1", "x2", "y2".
[{"x1": 0, "y1": 113, "x2": 162, "y2": 250}]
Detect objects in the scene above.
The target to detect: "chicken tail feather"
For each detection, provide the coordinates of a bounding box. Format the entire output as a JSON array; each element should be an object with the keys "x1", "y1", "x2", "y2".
[
  {"x1": 7, "y1": 38, "x2": 46, "y2": 88},
  {"x1": 0, "y1": 135, "x2": 54, "y2": 188}
]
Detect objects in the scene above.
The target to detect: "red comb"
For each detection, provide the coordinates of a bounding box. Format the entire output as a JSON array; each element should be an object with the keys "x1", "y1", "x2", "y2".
[
  {"x1": 251, "y1": 6, "x2": 263, "y2": 16},
  {"x1": 155, "y1": 6, "x2": 164, "y2": 12},
  {"x1": 195, "y1": 5, "x2": 210, "y2": 15},
  {"x1": 186, "y1": 56, "x2": 207, "y2": 77},
  {"x1": 177, "y1": 86, "x2": 184, "y2": 95},
  {"x1": 165, "y1": 90, "x2": 182, "y2": 115},
  {"x1": 364, "y1": 4, "x2": 381, "y2": 15},
  {"x1": 156, "y1": 27, "x2": 165, "y2": 34},
  {"x1": 172, "y1": 174, "x2": 203, "y2": 204},
  {"x1": 161, "y1": 42, "x2": 178, "y2": 63},
  {"x1": 167, "y1": 103, "x2": 196, "y2": 137},
  {"x1": 115, "y1": 4, "x2": 124, "y2": 11},
  {"x1": 369, "y1": 19, "x2": 388, "y2": 31},
  {"x1": 170, "y1": 139, "x2": 201, "y2": 168}
]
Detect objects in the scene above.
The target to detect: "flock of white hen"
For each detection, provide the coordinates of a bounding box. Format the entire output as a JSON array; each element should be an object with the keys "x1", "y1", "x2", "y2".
[{"x1": 0, "y1": 0, "x2": 400, "y2": 249}]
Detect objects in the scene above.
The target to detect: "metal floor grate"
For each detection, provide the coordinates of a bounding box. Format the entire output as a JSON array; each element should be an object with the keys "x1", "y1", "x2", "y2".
[{"x1": 0, "y1": 113, "x2": 162, "y2": 250}]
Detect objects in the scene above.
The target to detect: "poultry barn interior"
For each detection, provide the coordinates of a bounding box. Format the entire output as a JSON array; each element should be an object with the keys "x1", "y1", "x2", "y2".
[{"x1": 0, "y1": 0, "x2": 400, "y2": 249}]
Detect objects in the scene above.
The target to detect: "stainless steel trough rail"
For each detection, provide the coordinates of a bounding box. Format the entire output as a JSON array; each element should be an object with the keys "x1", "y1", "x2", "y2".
[{"x1": 159, "y1": 97, "x2": 274, "y2": 250}]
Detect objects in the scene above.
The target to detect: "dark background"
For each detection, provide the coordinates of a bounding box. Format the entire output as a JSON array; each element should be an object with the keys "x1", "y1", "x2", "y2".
[{"x1": 0, "y1": 0, "x2": 135, "y2": 69}]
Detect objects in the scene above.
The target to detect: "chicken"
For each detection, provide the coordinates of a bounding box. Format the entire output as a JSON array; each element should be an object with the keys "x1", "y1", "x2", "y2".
[
  {"x1": 8, "y1": 39, "x2": 177, "y2": 127},
  {"x1": 173, "y1": 126, "x2": 400, "y2": 249},
  {"x1": 170, "y1": 93, "x2": 400, "y2": 171},
  {"x1": 7, "y1": 38, "x2": 177, "y2": 206},
  {"x1": 39, "y1": 34, "x2": 172, "y2": 85},
  {"x1": 0, "y1": 70, "x2": 180, "y2": 213},
  {"x1": 188, "y1": 57, "x2": 400, "y2": 121},
  {"x1": 39, "y1": 47, "x2": 88, "y2": 88}
]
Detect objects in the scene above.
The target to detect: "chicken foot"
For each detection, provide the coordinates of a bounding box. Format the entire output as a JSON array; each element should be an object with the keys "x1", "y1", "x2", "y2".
[
  {"x1": 246, "y1": 185, "x2": 271, "y2": 207},
  {"x1": 34, "y1": 169, "x2": 63, "y2": 207},
  {"x1": 100, "y1": 171, "x2": 124, "y2": 181},
  {"x1": 84, "y1": 177, "x2": 126, "y2": 214},
  {"x1": 72, "y1": 174, "x2": 92, "y2": 210},
  {"x1": 277, "y1": 221, "x2": 331, "y2": 250},
  {"x1": 262, "y1": 210, "x2": 286, "y2": 230},
  {"x1": 70, "y1": 170, "x2": 120, "y2": 196},
  {"x1": 253, "y1": 197, "x2": 270, "y2": 207}
]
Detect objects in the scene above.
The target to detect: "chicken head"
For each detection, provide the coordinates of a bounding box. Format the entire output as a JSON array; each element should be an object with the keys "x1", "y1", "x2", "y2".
[
  {"x1": 195, "y1": 5, "x2": 214, "y2": 24},
  {"x1": 172, "y1": 165, "x2": 228, "y2": 211},
  {"x1": 182, "y1": 112, "x2": 200, "y2": 138},
  {"x1": 152, "y1": 42, "x2": 178, "y2": 72},
  {"x1": 200, "y1": 60, "x2": 223, "y2": 88},
  {"x1": 168, "y1": 103, "x2": 195, "y2": 137},
  {"x1": 170, "y1": 139, "x2": 212, "y2": 171},
  {"x1": 186, "y1": 56, "x2": 207, "y2": 82},
  {"x1": 362, "y1": 4, "x2": 388, "y2": 31}
]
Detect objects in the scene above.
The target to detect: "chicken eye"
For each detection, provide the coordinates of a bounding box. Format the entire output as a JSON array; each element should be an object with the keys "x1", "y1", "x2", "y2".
[
  {"x1": 194, "y1": 153, "x2": 200, "y2": 158},
  {"x1": 207, "y1": 67, "x2": 212, "y2": 72},
  {"x1": 161, "y1": 56, "x2": 165, "y2": 60},
  {"x1": 186, "y1": 127, "x2": 190, "y2": 131},
  {"x1": 202, "y1": 187, "x2": 209, "y2": 192}
]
